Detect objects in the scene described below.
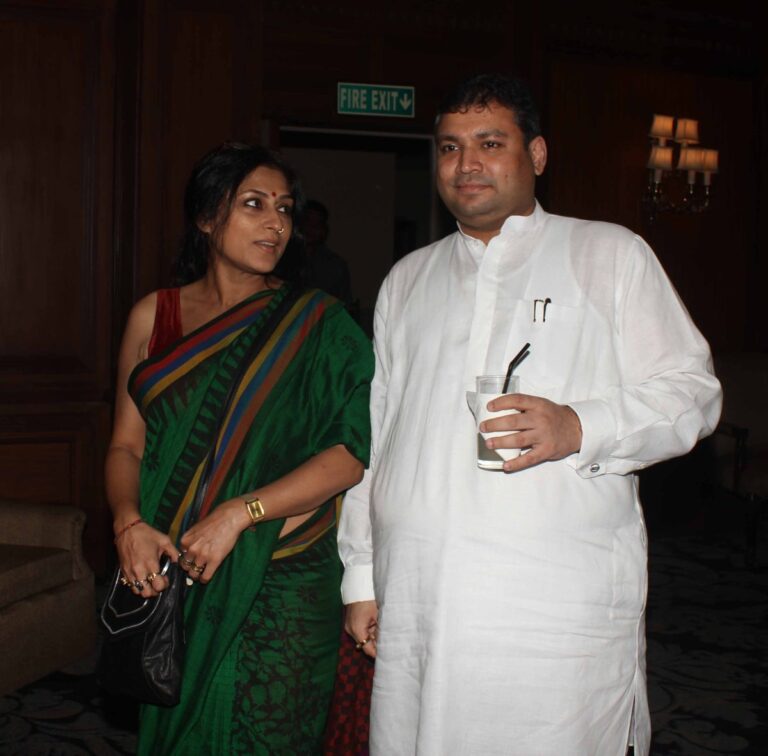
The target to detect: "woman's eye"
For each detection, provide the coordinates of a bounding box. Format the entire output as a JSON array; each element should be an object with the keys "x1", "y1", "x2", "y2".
[
  {"x1": 245, "y1": 198, "x2": 261, "y2": 209},
  {"x1": 278, "y1": 205, "x2": 293, "y2": 215}
]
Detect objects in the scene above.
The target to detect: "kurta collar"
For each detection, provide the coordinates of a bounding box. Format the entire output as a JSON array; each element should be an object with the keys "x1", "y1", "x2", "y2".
[
  {"x1": 498, "y1": 199, "x2": 545, "y2": 237},
  {"x1": 456, "y1": 199, "x2": 546, "y2": 249}
]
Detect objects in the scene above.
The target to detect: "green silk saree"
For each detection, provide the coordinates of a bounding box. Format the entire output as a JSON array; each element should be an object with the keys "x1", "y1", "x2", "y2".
[{"x1": 129, "y1": 286, "x2": 372, "y2": 754}]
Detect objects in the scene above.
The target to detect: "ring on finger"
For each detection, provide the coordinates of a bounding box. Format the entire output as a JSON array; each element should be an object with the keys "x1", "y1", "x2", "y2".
[
  {"x1": 181, "y1": 555, "x2": 204, "y2": 572},
  {"x1": 145, "y1": 572, "x2": 159, "y2": 583},
  {"x1": 133, "y1": 579, "x2": 145, "y2": 591},
  {"x1": 119, "y1": 575, "x2": 131, "y2": 587},
  {"x1": 355, "y1": 637, "x2": 371, "y2": 650}
]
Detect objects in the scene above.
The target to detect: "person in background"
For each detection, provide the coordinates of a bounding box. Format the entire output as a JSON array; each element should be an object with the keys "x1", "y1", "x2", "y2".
[
  {"x1": 300, "y1": 199, "x2": 353, "y2": 305},
  {"x1": 106, "y1": 142, "x2": 373, "y2": 754},
  {"x1": 339, "y1": 73, "x2": 721, "y2": 755}
]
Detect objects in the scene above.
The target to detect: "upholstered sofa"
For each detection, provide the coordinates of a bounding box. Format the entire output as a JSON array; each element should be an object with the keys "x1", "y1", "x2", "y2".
[{"x1": 0, "y1": 499, "x2": 96, "y2": 696}]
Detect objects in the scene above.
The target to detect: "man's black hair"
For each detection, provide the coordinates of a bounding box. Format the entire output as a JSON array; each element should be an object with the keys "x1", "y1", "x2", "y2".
[{"x1": 437, "y1": 73, "x2": 541, "y2": 146}]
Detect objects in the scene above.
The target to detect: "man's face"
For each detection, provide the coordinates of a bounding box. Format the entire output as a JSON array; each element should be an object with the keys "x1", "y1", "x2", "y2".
[{"x1": 435, "y1": 102, "x2": 547, "y2": 244}]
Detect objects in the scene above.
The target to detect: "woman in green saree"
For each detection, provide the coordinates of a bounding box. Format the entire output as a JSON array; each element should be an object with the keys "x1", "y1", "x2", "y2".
[{"x1": 105, "y1": 143, "x2": 373, "y2": 754}]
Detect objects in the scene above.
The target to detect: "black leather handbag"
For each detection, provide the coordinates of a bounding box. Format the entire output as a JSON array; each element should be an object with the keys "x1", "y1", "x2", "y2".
[{"x1": 98, "y1": 554, "x2": 185, "y2": 706}]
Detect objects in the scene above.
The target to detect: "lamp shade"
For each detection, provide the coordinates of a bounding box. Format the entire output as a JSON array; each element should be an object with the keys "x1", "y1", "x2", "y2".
[
  {"x1": 674, "y1": 118, "x2": 700, "y2": 145},
  {"x1": 677, "y1": 147, "x2": 705, "y2": 171},
  {"x1": 649, "y1": 114, "x2": 675, "y2": 143},
  {"x1": 700, "y1": 149, "x2": 719, "y2": 173},
  {"x1": 647, "y1": 145, "x2": 674, "y2": 171}
]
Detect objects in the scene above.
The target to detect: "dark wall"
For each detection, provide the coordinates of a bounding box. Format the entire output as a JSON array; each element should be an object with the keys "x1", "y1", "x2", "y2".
[
  {"x1": 0, "y1": 0, "x2": 115, "y2": 567},
  {"x1": 547, "y1": 57, "x2": 756, "y2": 353},
  {"x1": 0, "y1": 0, "x2": 764, "y2": 570}
]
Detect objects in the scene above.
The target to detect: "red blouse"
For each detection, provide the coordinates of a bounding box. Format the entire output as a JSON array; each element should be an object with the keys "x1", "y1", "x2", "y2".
[{"x1": 147, "y1": 288, "x2": 183, "y2": 357}]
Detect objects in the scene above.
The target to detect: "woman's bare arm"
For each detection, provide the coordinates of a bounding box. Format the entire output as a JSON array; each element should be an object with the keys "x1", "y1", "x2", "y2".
[
  {"x1": 105, "y1": 293, "x2": 178, "y2": 594},
  {"x1": 179, "y1": 444, "x2": 363, "y2": 583}
]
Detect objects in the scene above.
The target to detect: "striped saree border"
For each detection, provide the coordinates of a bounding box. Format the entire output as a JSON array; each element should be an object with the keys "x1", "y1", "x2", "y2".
[
  {"x1": 271, "y1": 495, "x2": 342, "y2": 561},
  {"x1": 162, "y1": 289, "x2": 332, "y2": 541},
  {"x1": 196, "y1": 289, "x2": 330, "y2": 520},
  {"x1": 128, "y1": 291, "x2": 276, "y2": 416}
]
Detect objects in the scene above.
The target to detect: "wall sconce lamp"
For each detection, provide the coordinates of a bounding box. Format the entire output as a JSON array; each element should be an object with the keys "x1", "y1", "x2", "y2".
[{"x1": 642, "y1": 114, "x2": 718, "y2": 223}]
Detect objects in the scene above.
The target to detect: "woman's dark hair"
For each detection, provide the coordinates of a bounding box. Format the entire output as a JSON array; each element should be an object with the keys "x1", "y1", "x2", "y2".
[
  {"x1": 173, "y1": 142, "x2": 306, "y2": 285},
  {"x1": 436, "y1": 73, "x2": 541, "y2": 147}
]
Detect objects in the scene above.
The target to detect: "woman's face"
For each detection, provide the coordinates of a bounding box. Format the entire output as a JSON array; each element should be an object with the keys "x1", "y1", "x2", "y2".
[{"x1": 205, "y1": 165, "x2": 294, "y2": 277}]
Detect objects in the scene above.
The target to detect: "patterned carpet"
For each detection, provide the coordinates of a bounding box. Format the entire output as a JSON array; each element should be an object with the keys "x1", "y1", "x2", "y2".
[
  {"x1": 646, "y1": 532, "x2": 768, "y2": 754},
  {"x1": 1, "y1": 527, "x2": 766, "y2": 755}
]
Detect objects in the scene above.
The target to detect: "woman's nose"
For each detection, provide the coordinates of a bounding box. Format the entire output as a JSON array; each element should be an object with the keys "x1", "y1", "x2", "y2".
[{"x1": 264, "y1": 207, "x2": 284, "y2": 232}]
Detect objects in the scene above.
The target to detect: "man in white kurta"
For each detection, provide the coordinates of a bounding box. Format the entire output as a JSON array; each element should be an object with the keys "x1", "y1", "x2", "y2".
[{"x1": 338, "y1": 74, "x2": 721, "y2": 755}]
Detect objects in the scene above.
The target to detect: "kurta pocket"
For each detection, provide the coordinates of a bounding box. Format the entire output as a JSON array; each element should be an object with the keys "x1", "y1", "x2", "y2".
[
  {"x1": 503, "y1": 300, "x2": 587, "y2": 403},
  {"x1": 610, "y1": 520, "x2": 648, "y2": 616}
]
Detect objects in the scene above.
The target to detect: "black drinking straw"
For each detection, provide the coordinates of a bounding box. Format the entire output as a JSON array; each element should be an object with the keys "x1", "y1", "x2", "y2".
[{"x1": 502, "y1": 342, "x2": 531, "y2": 393}]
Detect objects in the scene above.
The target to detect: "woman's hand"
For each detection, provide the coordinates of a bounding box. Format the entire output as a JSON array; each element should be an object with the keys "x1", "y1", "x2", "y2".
[
  {"x1": 116, "y1": 522, "x2": 178, "y2": 597},
  {"x1": 178, "y1": 499, "x2": 250, "y2": 584},
  {"x1": 176, "y1": 445, "x2": 363, "y2": 584}
]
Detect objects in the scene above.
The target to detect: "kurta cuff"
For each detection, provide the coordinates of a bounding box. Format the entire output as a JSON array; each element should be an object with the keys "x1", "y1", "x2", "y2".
[
  {"x1": 341, "y1": 564, "x2": 375, "y2": 604},
  {"x1": 566, "y1": 398, "x2": 617, "y2": 477}
]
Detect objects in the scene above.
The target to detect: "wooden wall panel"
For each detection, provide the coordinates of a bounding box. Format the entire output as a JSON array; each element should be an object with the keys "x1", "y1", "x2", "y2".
[
  {"x1": 0, "y1": 2, "x2": 114, "y2": 398},
  {"x1": 0, "y1": 442, "x2": 72, "y2": 503},
  {"x1": 130, "y1": 0, "x2": 265, "y2": 301},
  {"x1": 161, "y1": 7, "x2": 236, "y2": 270},
  {"x1": 0, "y1": 1, "x2": 116, "y2": 572}
]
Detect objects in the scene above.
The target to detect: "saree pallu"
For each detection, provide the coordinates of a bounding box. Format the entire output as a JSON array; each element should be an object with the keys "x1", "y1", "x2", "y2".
[{"x1": 129, "y1": 286, "x2": 373, "y2": 755}]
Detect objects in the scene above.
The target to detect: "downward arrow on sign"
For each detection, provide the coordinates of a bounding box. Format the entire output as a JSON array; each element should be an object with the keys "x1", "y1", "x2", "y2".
[{"x1": 400, "y1": 95, "x2": 412, "y2": 110}]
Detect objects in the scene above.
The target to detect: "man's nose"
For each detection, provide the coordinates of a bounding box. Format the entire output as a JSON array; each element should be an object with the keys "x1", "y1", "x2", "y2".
[{"x1": 458, "y1": 147, "x2": 481, "y2": 173}]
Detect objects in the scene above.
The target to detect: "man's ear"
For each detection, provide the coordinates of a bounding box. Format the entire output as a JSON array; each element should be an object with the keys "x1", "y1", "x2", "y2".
[{"x1": 529, "y1": 136, "x2": 547, "y2": 176}]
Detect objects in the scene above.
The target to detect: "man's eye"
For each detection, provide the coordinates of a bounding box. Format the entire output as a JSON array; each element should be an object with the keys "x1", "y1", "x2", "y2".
[
  {"x1": 484, "y1": 141, "x2": 501, "y2": 149},
  {"x1": 439, "y1": 144, "x2": 457, "y2": 153}
]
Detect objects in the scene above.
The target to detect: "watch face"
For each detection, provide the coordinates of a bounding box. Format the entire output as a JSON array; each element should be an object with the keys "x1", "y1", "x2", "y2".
[{"x1": 245, "y1": 498, "x2": 265, "y2": 523}]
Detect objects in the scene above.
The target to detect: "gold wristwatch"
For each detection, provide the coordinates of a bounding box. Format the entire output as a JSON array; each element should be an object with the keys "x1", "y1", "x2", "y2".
[{"x1": 244, "y1": 497, "x2": 266, "y2": 525}]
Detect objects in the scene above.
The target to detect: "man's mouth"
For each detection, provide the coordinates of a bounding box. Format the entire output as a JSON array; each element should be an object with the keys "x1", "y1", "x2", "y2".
[{"x1": 454, "y1": 181, "x2": 491, "y2": 192}]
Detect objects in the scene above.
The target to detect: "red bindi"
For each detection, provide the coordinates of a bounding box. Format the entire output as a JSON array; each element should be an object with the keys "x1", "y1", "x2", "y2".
[{"x1": 271, "y1": 192, "x2": 276, "y2": 197}]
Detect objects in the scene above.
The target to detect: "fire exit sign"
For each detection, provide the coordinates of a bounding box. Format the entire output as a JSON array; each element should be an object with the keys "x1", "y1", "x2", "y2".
[{"x1": 337, "y1": 82, "x2": 415, "y2": 118}]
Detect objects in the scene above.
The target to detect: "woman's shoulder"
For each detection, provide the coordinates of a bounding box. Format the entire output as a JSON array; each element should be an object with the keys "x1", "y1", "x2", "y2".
[
  {"x1": 123, "y1": 289, "x2": 178, "y2": 362},
  {"x1": 126, "y1": 291, "x2": 160, "y2": 334},
  {"x1": 129, "y1": 287, "x2": 184, "y2": 323}
]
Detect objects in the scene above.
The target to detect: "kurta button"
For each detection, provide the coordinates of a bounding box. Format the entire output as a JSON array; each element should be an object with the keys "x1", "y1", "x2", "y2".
[{"x1": 589, "y1": 463, "x2": 600, "y2": 473}]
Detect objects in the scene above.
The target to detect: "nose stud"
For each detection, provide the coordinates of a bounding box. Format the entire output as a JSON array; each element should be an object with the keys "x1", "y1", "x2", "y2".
[{"x1": 277, "y1": 226, "x2": 284, "y2": 235}]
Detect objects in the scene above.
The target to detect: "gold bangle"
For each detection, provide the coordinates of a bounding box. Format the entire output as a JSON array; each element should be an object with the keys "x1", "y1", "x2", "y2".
[{"x1": 244, "y1": 497, "x2": 265, "y2": 525}]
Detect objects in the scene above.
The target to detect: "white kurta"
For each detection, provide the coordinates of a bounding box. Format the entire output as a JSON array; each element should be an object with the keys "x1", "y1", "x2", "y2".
[{"x1": 338, "y1": 203, "x2": 721, "y2": 756}]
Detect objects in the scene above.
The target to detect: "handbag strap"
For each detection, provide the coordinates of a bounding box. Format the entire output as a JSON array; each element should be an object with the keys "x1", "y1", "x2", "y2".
[{"x1": 183, "y1": 284, "x2": 304, "y2": 531}]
